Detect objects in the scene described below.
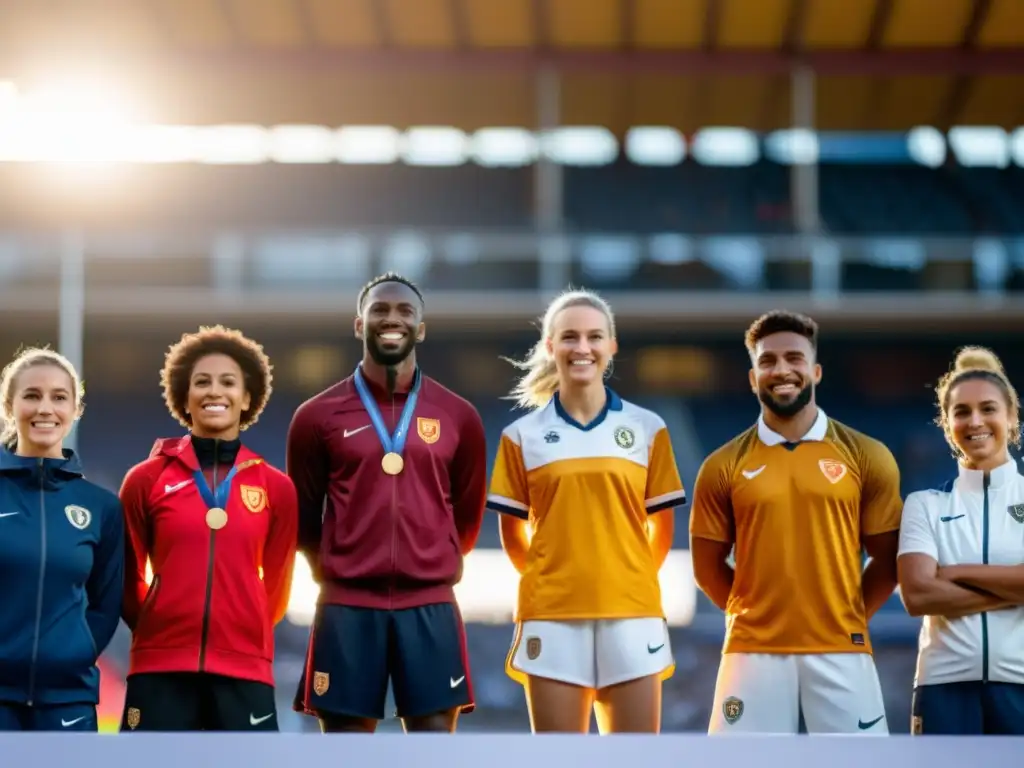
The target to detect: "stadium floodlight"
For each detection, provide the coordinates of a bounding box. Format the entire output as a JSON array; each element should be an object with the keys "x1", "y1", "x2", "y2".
[
  {"x1": 625, "y1": 126, "x2": 686, "y2": 166},
  {"x1": 690, "y1": 128, "x2": 760, "y2": 166},
  {"x1": 948, "y1": 126, "x2": 1010, "y2": 168},
  {"x1": 470, "y1": 127, "x2": 539, "y2": 167},
  {"x1": 335, "y1": 125, "x2": 401, "y2": 164},
  {"x1": 764, "y1": 129, "x2": 820, "y2": 165},
  {"x1": 540, "y1": 126, "x2": 619, "y2": 166},
  {"x1": 193, "y1": 124, "x2": 271, "y2": 165},
  {"x1": 401, "y1": 126, "x2": 469, "y2": 167},
  {"x1": 1010, "y1": 128, "x2": 1024, "y2": 168},
  {"x1": 269, "y1": 124, "x2": 337, "y2": 164},
  {"x1": 906, "y1": 126, "x2": 947, "y2": 168}
]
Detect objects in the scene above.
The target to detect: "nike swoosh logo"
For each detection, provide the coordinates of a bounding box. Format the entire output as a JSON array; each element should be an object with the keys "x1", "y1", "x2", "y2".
[
  {"x1": 62, "y1": 716, "x2": 85, "y2": 727},
  {"x1": 164, "y1": 480, "x2": 192, "y2": 494},
  {"x1": 450, "y1": 676, "x2": 465, "y2": 688},
  {"x1": 858, "y1": 715, "x2": 884, "y2": 730},
  {"x1": 741, "y1": 466, "x2": 766, "y2": 480},
  {"x1": 343, "y1": 425, "x2": 372, "y2": 438},
  {"x1": 647, "y1": 643, "x2": 665, "y2": 654},
  {"x1": 250, "y1": 712, "x2": 274, "y2": 726},
  {"x1": 940, "y1": 514, "x2": 965, "y2": 522},
  {"x1": 0, "y1": 512, "x2": 20, "y2": 518}
]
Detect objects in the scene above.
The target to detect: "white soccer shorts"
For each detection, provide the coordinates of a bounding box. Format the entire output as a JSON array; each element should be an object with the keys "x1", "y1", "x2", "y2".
[
  {"x1": 708, "y1": 652, "x2": 888, "y2": 735},
  {"x1": 507, "y1": 618, "x2": 674, "y2": 689}
]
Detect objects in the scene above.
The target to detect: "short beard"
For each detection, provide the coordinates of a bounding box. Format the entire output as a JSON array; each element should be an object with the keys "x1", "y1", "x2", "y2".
[
  {"x1": 759, "y1": 383, "x2": 813, "y2": 419},
  {"x1": 366, "y1": 337, "x2": 415, "y2": 368}
]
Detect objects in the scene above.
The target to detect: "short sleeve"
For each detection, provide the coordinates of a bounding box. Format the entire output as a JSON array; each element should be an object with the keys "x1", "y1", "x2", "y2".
[
  {"x1": 897, "y1": 492, "x2": 938, "y2": 559},
  {"x1": 859, "y1": 439, "x2": 903, "y2": 536},
  {"x1": 486, "y1": 430, "x2": 530, "y2": 520},
  {"x1": 645, "y1": 426, "x2": 686, "y2": 514},
  {"x1": 689, "y1": 451, "x2": 735, "y2": 544}
]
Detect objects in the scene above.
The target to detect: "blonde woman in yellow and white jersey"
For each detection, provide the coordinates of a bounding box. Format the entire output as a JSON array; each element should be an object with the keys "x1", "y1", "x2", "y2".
[{"x1": 487, "y1": 289, "x2": 686, "y2": 733}]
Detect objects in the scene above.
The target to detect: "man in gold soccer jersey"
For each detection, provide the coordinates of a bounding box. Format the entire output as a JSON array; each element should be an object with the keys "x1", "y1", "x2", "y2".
[{"x1": 689, "y1": 310, "x2": 903, "y2": 735}]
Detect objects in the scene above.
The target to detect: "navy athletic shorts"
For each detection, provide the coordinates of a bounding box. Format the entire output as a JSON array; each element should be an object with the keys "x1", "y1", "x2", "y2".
[
  {"x1": 0, "y1": 702, "x2": 96, "y2": 732},
  {"x1": 294, "y1": 602, "x2": 474, "y2": 721},
  {"x1": 912, "y1": 681, "x2": 1024, "y2": 735}
]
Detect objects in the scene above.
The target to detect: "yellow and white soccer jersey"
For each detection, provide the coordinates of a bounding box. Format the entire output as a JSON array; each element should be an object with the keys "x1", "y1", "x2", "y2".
[{"x1": 487, "y1": 389, "x2": 686, "y2": 623}]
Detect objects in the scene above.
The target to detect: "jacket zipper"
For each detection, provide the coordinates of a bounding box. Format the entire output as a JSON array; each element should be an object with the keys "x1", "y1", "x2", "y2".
[
  {"x1": 27, "y1": 458, "x2": 47, "y2": 706},
  {"x1": 981, "y1": 473, "x2": 991, "y2": 683},
  {"x1": 198, "y1": 441, "x2": 219, "y2": 671},
  {"x1": 389, "y1": 395, "x2": 398, "y2": 608}
]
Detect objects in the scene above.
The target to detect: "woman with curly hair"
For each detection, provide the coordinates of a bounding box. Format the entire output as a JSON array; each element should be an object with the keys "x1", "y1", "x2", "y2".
[{"x1": 118, "y1": 326, "x2": 298, "y2": 732}]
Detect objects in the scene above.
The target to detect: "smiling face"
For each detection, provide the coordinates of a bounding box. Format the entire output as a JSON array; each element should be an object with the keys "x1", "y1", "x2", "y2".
[
  {"x1": 547, "y1": 304, "x2": 617, "y2": 390},
  {"x1": 355, "y1": 281, "x2": 425, "y2": 367},
  {"x1": 749, "y1": 331, "x2": 821, "y2": 419},
  {"x1": 947, "y1": 377, "x2": 1014, "y2": 470},
  {"x1": 10, "y1": 363, "x2": 79, "y2": 458},
  {"x1": 186, "y1": 353, "x2": 251, "y2": 439}
]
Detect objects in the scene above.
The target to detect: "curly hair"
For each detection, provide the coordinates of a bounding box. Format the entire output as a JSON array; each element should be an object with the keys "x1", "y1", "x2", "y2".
[{"x1": 161, "y1": 326, "x2": 273, "y2": 432}]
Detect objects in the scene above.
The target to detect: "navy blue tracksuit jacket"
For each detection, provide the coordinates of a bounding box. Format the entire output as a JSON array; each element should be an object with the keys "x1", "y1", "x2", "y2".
[{"x1": 0, "y1": 448, "x2": 124, "y2": 713}]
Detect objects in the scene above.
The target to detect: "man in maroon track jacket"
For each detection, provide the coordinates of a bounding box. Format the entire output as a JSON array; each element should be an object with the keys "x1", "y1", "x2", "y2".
[{"x1": 288, "y1": 272, "x2": 487, "y2": 734}]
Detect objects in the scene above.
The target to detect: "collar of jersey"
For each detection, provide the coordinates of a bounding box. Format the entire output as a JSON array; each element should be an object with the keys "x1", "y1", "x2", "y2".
[
  {"x1": 757, "y1": 407, "x2": 828, "y2": 446},
  {"x1": 957, "y1": 455, "x2": 1019, "y2": 491},
  {"x1": 552, "y1": 387, "x2": 622, "y2": 432},
  {"x1": 0, "y1": 446, "x2": 83, "y2": 477}
]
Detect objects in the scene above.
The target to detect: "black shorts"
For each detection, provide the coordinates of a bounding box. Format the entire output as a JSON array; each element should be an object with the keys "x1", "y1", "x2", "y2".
[
  {"x1": 294, "y1": 602, "x2": 474, "y2": 721},
  {"x1": 121, "y1": 672, "x2": 278, "y2": 732}
]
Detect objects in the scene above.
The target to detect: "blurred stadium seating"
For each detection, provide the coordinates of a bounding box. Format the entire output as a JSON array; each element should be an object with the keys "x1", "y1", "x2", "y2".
[{"x1": 1, "y1": 0, "x2": 1024, "y2": 738}]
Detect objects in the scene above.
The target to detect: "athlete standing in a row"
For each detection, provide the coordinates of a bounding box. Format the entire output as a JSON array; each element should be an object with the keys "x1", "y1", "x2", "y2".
[
  {"x1": 691, "y1": 311, "x2": 902, "y2": 735},
  {"x1": 899, "y1": 347, "x2": 1024, "y2": 735},
  {"x1": 119, "y1": 327, "x2": 297, "y2": 732},
  {"x1": 489, "y1": 289, "x2": 685, "y2": 733},
  {"x1": 291, "y1": 273, "x2": 487, "y2": 734},
  {"x1": 0, "y1": 347, "x2": 124, "y2": 732}
]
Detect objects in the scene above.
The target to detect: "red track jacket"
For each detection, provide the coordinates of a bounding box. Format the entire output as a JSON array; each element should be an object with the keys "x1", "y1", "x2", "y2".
[{"x1": 119, "y1": 436, "x2": 298, "y2": 686}]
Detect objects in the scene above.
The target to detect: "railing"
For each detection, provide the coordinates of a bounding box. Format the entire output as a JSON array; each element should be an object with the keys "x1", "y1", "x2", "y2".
[{"x1": 2, "y1": 230, "x2": 1023, "y2": 323}]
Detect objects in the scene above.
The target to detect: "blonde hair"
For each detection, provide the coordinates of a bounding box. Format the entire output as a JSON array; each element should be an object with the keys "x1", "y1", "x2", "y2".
[
  {"x1": 0, "y1": 347, "x2": 84, "y2": 450},
  {"x1": 504, "y1": 289, "x2": 616, "y2": 410},
  {"x1": 935, "y1": 345, "x2": 1021, "y2": 450}
]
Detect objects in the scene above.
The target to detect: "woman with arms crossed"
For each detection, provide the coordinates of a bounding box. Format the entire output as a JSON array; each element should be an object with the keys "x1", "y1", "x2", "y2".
[
  {"x1": 487, "y1": 290, "x2": 686, "y2": 733},
  {"x1": 898, "y1": 346, "x2": 1024, "y2": 735},
  {"x1": 0, "y1": 347, "x2": 124, "y2": 732},
  {"x1": 119, "y1": 326, "x2": 298, "y2": 732}
]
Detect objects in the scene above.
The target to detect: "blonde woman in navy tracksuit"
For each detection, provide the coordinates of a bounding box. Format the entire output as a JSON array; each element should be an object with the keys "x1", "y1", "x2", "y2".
[{"x1": 0, "y1": 348, "x2": 124, "y2": 732}]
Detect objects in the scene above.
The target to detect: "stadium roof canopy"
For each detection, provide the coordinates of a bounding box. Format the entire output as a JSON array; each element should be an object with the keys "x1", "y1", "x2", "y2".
[{"x1": 1, "y1": 0, "x2": 1022, "y2": 132}]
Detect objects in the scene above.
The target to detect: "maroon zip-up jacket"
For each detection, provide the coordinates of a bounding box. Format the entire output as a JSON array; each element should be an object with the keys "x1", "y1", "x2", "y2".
[{"x1": 286, "y1": 368, "x2": 487, "y2": 609}]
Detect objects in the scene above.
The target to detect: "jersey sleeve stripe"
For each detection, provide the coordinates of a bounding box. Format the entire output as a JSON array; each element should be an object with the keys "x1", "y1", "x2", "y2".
[
  {"x1": 486, "y1": 495, "x2": 529, "y2": 519},
  {"x1": 645, "y1": 490, "x2": 686, "y2": 514}
]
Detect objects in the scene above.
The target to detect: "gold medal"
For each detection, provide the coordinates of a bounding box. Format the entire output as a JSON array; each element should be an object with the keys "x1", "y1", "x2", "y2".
[
  {"x1": 381, "y1": 452, "x2": 404, "y2": 475},
  {"x1": 206, "y1": 507, "x2": 228, "y2": 530}
]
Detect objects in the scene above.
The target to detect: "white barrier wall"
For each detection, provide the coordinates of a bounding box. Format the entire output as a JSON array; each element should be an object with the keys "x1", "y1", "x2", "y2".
[{"x1": 3, "y1": 733, "x2": 1024, "y2": 767}]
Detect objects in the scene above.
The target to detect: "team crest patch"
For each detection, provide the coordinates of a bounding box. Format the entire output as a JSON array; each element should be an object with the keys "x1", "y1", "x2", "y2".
[
  {"x1": 417, "y1": 417, "x2": 440, "y2": 445},
  {"x1": 722, "y1": 696, "x2": 743, "y2": 724},
  {"x1": 526, "y1": 637, "x2": 541, "y2": 660},
  {"x1": 312, "y1": 671, "x2": 330, "y2": 696},
  {"x1": 241, "y1": 485, "x2": 267, "y2": 514},
  {"x1": 126, "y1": 707, "x2": 141, "y2": 730},
  {"x1": 65, "y1": 504, "x2": 91, "y2": 530},
  {"x1": 818, "y1": 459, "x2": 848, "y2": 484},
  {"x1": 1008, "y1": 504, "x2": 1024, "y2": 523},
  {"x1": 614, "y1": 426, "x2": 635, "y2": 450}
]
